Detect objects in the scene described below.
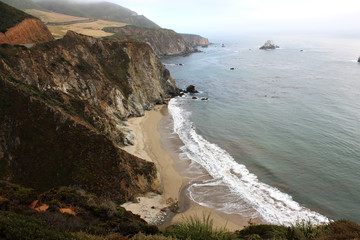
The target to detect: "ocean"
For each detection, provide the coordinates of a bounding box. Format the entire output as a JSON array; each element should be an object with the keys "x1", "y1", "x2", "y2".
[{"x1": 162, "y1": 34, "x2": 360, "y2": 225}]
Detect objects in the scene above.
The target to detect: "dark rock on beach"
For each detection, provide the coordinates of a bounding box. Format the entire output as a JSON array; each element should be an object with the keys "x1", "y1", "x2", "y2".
[
  {"x1": 192, "y1": 96, "x2": 197, "y2": 99},
  {"x1": 201, "y1": 97, "x2": 208, "y2": 100},
  {"x1": 230, "y1": 68, "x2": 235, "y2": 70}
]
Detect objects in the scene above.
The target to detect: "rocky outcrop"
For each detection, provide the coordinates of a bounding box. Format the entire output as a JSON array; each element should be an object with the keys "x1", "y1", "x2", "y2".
[
  {"x1": 0, "y1": 31, "x2": 178, "y2": 201},
  {"x1": 260, "y1": 40, "x2": 279, "y2": 50},
  {"x1": 0, "y1": 31, "x2": 178, "y2": 146},
  {"x1": 180, "y1": 33, "x2": 210, "y2": 47},
  {"x1": 103, "y1": 25, "x2": 204, "y2": 57},
  {"x1": 358, "y1": 56, "x2": 360, "y2": 63},
  {"x1": 0, "y1": 78, "x2": 159, "y2": 201},
  {"x1": 0, "y1": 18, "x2": 54, "y2": 45},
  {"x1": 186, "y1": 85, "x2": 199, "y2": 93}
]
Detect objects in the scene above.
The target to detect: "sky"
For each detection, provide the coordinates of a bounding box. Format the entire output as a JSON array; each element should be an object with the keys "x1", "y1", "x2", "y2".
[{"x1": 77, "y1": 0, "x2": 360, "y2": 37}]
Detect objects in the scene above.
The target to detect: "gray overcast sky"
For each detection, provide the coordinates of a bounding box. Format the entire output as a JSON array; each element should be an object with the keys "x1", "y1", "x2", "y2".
[{"x1": 81, "y1": 0, "x2": 360, "y2": 36}]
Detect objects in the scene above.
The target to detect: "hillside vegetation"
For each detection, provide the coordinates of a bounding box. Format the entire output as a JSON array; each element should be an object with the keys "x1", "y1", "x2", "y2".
[
  {"x1": 25, "y1": 9, "x2": 128, "y2": 38},
  {"x1": 34, "y1": 0, "x2": 160, "y2": 29},
  {"x1": 0, "y1": 0, "x2": 45, "y2": 11},
  {"x1": 0, "y1": 1, "x2": 36, "y2": 33}
]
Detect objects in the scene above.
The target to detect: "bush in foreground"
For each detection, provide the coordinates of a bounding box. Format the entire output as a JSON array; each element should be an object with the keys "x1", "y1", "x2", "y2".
[
  {"x1": 0, "y1": 211, "x2": 75, "y2": 240},
  {"x1": 164, "y1": 214, "x2": 233, "y2": 240}
]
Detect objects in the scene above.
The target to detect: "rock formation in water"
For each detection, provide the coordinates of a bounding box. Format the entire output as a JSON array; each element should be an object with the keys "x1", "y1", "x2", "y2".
[
  {"x1": 103, "y1": 25, "x2": 209, "y2": 57},
  {"x1": 358, "y1": 56, "x2": 360, "y2": 62},
  {"x1": 259, "y1": 40, "x2": 279, "y2": 50},
  {"x1": 0, "y1": 30, "x2": 178, "y2": 201},
  {"x1": 0, "y1": 1, "x2": 54, "y2": 44}
]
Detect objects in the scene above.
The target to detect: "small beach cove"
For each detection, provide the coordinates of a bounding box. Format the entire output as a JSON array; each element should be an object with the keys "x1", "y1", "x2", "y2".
[{"x1": 122, "y1": 105, "x2": 250, "y2": 231}]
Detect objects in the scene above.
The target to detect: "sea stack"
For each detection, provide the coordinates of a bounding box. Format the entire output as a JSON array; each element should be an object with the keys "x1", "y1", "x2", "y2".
[
  {"x1": 358, "y1": 56, "x2": 360, "y2": 62},
  {"x1": 260, "y1": 40, "x2": 279, "y2": 50}
]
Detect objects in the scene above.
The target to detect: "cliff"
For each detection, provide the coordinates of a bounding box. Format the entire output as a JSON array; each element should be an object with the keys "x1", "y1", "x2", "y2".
[
  {"x1": 0, "y1": 1, "x2": 54, "y2": 45},
  {"x1": 180, "y1": 33, "x2": 210, "y2": 47},
  {"x1": 0, "y1": 30, "x2": 178, "y2": 201},
  {"x1": 103, "y1": 25, "x2": 207, "y2": 57}
]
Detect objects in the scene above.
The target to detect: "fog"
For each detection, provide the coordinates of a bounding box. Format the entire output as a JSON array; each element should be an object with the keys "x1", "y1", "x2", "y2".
[{"x1": 37, "y1": 0, "x2": 360, "y2": 37}]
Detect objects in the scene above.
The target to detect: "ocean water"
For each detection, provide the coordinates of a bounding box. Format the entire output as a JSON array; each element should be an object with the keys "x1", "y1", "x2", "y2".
[{"x1": 162, "y1": 34, "x2": 360, "y2": 225}]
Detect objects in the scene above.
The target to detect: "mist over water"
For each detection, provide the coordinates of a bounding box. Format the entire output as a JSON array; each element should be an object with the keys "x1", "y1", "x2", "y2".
[{"x1": 163, "y1": 34, "x2": 360, "y2": 223}]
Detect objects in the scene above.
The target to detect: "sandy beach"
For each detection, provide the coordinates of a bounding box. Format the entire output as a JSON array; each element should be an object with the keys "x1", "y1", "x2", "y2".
[{"x1": 122, "y1": 104, "x2": 249, "y2": 231}]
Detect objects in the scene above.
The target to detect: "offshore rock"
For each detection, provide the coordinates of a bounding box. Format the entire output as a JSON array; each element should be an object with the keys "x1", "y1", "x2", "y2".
[
  {"x1": 260, "y1": 40, "x2": 279, "y2": 50},
  {"x1": 186, "y1": 85, "x2": 199, "y2": 93},
  {"x1": 358, "y1": 56, "x2": 360, "y2": 63}
]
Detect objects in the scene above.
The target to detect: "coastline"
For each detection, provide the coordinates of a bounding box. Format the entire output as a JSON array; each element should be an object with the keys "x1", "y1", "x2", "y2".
[{"x1": 122, "y1": 104, "x2": 248, "y2": 231}]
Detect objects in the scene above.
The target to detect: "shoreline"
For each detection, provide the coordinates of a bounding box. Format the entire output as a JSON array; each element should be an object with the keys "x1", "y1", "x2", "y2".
[{"x1": 122, "y1": 104, "x2": 249, "y2": 231}]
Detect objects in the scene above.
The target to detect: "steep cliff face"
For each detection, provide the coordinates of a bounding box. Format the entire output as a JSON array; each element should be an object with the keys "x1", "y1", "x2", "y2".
[
  {"x1": 0, "y1": 77, "x2": 159, "y2": 202},
  {"x1": 103, "y1": 25, "x2": 199, "y2": 57},
  {"x1": 0, "y1": 18, "x2": 55, "y2": 45},
  {"x1": 0, "y1": 31, "x2": 178, "y2": 146},
  {"x1": 180, "y1": 33, "x2": 210, "y2": 47},
  {"x1": 0, "y1": 31, "x2": 178, "y2": 201}
]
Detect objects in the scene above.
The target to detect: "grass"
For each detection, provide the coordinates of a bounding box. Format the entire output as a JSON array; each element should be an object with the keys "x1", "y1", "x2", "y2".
[
  {"x1": 0, "y1": 211, "x2": 75, "y2": 240},
  {"x1": 165, "y1": 214, "x2": 233, "y2": 240}
]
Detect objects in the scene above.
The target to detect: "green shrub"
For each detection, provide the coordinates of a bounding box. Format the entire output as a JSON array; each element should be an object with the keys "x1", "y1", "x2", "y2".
[
  {"x1": 0, "y1": 181, "x2": 37, "y2": 205},
  {"x1": 165, "y1": 214, "x2": 233, "y2": 240},
  {"x1": 316, "y1": 220, "x2": 360, "y2": 240},
  {"x1": 132, "y1": 232, "x2": 176, "y2": 240},
  {"x1": 0, "y1": 210, "x2": 75, "y2": 240},
  {"x1": 39, "y1": 186, "x2": 88, "y2": 209}
]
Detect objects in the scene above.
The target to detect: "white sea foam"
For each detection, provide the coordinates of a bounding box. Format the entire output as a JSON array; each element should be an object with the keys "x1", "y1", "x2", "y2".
[{"x1": 168, "y1": 98, "x2": 330, "y2": 225}]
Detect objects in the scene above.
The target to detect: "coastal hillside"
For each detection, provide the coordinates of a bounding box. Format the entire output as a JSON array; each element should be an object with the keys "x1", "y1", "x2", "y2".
[
  {"x1": 0, "y1": 29, "x2": 178, "y2": 196},
  {"x1": 103, "y1": 25, "x2": 210, "y2": 57},
  {"x1": 0, "y1": 2, "x2": 182, "y2": 237},
  {"x1": 0, "y1": 0, "x2": 45, "y2": 11},
  {"x1": 33, "y1": 0, "x2": 160, "y2": 29},
  {"x1": 26, "y1": 9, "x2": 128, "y2": 38},
  {"x1": 0, "y1": 1, "x2": 54, "y2": 44},
  {"x1": 180, "y1": 33, "x2": 210, "y2": 47}
]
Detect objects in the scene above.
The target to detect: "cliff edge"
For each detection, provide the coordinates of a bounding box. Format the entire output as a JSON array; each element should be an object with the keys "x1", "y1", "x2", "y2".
[
  {"x1": 103, "y1": 25, "x2": 209, "y2": 57},
  {"x1": 180, "y1": 33, "x2": 210, "y2": 47}
]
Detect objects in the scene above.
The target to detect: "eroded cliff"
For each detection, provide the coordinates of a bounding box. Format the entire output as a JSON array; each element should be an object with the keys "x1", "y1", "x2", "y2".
[
  {"x1": 0, "y1": 17, "x2": 54, "y2": 45},
  {"x1": 180, "y1": 33, "x2": 210, "y2": 47},
  {"x1": 103, "y1": 25, "x2": 207, "y2": 57},
  {"x1": 0, "y1": 1, "x2": 54, "y2": 44},
  {"x1": 0, "y1": 30, "x2": 178, "y2": 201}
]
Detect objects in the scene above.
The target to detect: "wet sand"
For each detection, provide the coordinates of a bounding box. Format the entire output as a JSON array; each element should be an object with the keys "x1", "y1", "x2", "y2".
[{"x1": 122, "y1": 104, "x2": 249, "y2": 231}]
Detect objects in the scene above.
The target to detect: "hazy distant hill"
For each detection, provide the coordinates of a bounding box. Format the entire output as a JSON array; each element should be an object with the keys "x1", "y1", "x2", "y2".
[
  {"x1": 0, "y1": 0, "x2": 45, "y2": 11},
  {"x1": 34, "y1": 0, "x2": 160, "y2": 29}
]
